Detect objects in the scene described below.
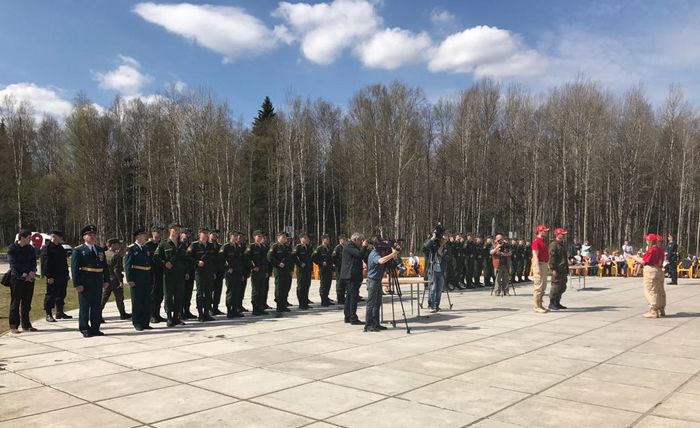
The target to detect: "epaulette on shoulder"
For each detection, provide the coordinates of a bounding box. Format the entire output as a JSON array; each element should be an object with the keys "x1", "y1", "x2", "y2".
[{"x1": 127, "y1": 243, "x2": 135, "y2": 249}]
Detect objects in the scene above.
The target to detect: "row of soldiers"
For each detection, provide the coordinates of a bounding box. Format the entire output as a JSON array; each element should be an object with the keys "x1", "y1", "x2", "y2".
[
  {"x1": 98, "y1": 224, "x2": 351, "y2": 330},
  {"x1": 428, "y1": 233, "x2": 533, "y2": 290}
]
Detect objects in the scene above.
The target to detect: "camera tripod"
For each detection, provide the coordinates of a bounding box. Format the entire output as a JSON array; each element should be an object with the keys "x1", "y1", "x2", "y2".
[
  {"x1": 419, "y1": 250, "x2": 453, "y2": 310},
  {"x1": 385, "y1": 266, "x2": 411, "y2": 334}
]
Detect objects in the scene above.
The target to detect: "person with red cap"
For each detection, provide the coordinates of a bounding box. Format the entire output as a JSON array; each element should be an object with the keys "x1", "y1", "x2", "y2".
[
  {"x1": 548, "y1": 227, "x2": 569, "y2": 310},
  {"x1": 633, "y1": 233, "x2": 666, "y2": 318},
  {"x1": 531, "y1": 225, "x2": 550, "y2": 313}
]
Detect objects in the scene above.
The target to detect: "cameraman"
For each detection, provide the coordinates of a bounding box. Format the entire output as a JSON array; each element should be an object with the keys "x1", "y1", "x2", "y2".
[
  {"x1": 490, "y1": 234, "x2": 512, "y2": 296},
  {"x1": 424, "y1": 231, "x2": 452, "y2": 313},
  {"x1": 364, "y1": 237, "x2": 400, "y2": 332}
]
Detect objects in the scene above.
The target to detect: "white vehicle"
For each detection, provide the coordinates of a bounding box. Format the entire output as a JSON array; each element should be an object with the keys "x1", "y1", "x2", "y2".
[{"x1": 14, "y1": 232, "x2": 73, "y2": 257}]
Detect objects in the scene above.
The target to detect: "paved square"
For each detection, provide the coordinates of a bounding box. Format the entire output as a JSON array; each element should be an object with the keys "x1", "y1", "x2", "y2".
[{"x1": 1, "y1": 276, "x2": 700, "y2": 427}]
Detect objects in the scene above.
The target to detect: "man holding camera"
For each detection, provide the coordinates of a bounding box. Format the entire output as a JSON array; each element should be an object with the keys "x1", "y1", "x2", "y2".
[
  {"x1": 364, "y1": 238, "x2": 400, "y2": 331},
  {"x1": 548, "y1": 228, "x2": 569, "y2": 310},
  {"x1": 340, "y1": 233, "x2": 368, "y2": 325},
  {"x1": 490, "y1": 234, "x2": 512, "y2": 296},
  {"x1": 424, "y1": 230, "x2": 452, "y2": 312}
]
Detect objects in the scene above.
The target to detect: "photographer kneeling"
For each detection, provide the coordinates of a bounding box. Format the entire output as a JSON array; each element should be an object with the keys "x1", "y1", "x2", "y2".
[
  {"x1": 364, "y1": 237, "x2": 400, "y2": 332},
  {"x1": 424, "y1": 229, "x2": 451, "y2": 313}
]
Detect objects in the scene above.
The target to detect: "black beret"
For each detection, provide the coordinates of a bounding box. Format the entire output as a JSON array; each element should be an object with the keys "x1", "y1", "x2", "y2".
[
  {"x1": 298, "y1": 231, "x2": 309, "y2": 238},
  {"x1": 80, "y1": 225, "x2": 97, "y2": 236}
]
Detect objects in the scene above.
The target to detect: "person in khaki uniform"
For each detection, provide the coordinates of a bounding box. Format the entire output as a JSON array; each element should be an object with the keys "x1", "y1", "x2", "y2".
[
  {"x1": 548, "y1": 228, "x2": 569, "y2": 310},
  {"x1": 531, "y1": 225, "x2": 550, "y2": 313},
  {"x1": 634, "y1": 233, "x2": 666, "y2": 318}
]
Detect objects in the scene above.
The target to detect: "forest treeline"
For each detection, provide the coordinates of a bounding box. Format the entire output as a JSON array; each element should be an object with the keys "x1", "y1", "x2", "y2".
[{"x1": 1, "y1": 78, "x2": 699, "y2": 255}]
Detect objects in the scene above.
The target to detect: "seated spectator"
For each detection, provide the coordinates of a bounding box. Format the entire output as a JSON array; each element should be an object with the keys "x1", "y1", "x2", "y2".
[
  {"x1": 408, "y1": 251, "x2": 420, "y2": 276},
  {"x1": 601, "y1": 249, "x2": 613, "y2": 276},
  {"x1": 614, "y1": 251, "x2": 627, "y2": 276},
  {"x1": 588, "y1": 251, "x2": 599, "y2": 276}
]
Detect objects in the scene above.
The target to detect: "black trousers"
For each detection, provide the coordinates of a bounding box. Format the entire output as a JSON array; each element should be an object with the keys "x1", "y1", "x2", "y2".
[
  {"x1": 319, "y1": 268, "x2": 332, "y2": 299},
  {"x1": 212, "y1": 272, "x2": 224, "y2": 309},
  {"x1": 250, "y1": 273, "x2": 268, "y2": 312},
  {"x1": 9, "y1": 279, "x2": 34, "y2": 328},
  {"x1": 131, "y1": 280, "x2": 152, "y2": 328},
  {"x1": 343, "y1": 278, "x2": 361, "y2": 321},
  {"x1": 182, "y1": 274, "x2": 195, "y2": 313},
  {"x1": 225, "y1": 271, "x2": 245, "y2": 313},
  {"x1": 151, "y1": 270, "x2": 164, "y2": 317},
  {"x1": 44, "y1": 276, "x2": 68, "y2": 312},
  {"x1": 335, "y1": 268, "x2": 345, "y2": 302},
  {"x1": 669, "y1": 260, "x2": 678, "y2": 283},
  {"x1": 163, "y1": 275, "x2": 185, "y2": 318},
  {"x1": 78, "y1": 283, "x2": 102, "y2": 332},
  {"x1": 275, "y1": 273, "x2": 292, "y2": 310},
  {"x1": 296, "y1": 269, "x2": 312, "y2": 306}
]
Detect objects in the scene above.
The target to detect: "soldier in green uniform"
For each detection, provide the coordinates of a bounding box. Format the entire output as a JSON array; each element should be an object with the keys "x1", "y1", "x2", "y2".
[
  {"x1": 209, "y1": 229, "x2": 226, "y2": 316},
  {"x1": 101, "y1": 238, "x2": 131, "y2": 320},
  {"x1": 124, "y1": 228, "x2": 153, "y2": 331},
  {"x1": 264, "y1": 233, "x2": 276, "y2": 308},
  {"x1": 153, "y1": 223, "x2": 189, "y2": 327},
  {"x1": 72, "y1": 225, "x2": 110, "y2": 337},
  {"x1": 187, "y1": 228, "x2": 217, "y2": 322},
  {"x1": 483, "y1": 236, "x2": 494, "y2": 288},
  {"x1": 221, "y1": 230, "x2": 247, "y2": 318},
  {"x1": 180, "y1": 228, "x2": 196, "y2": 320},
  {"x1": 453, "y1": 233, "x2": 466, "y2": 289},
  {"x1": 246, "y1": 230, "x2": 270, "y2": 315},
  {"x1": 510, "y1": 239, "x2": 521, "y2": 283},
  {"x1": 239, "y1": 233, "x2": 251, "y2": 312},
  {"x1": 312, "y1": 234, "x2": 335, "y2": 306},
  {"x1": 474, "y1": 236, "x2": 484, "y2": 287},
  {"x1": 548, "y1": 228, "x2": 569, "y2": 310},
  {"x1": 332, "y1": 235, "x2": 347, "y2": 304},
  {"x1": 522, "y1": 239, "x2": 532, "y2": 282},
  {"x1": 464, "y1": 234, "x2": 475, "y2": 288},
  {"x1": 268, "y1": 232, "x2": 294, "y2": 313},
  {"x1": 293, "y1": 232, "x2": 314, "y2": 310},
  {"x1": 145, "y1": 226, "x2": 165, "y2": 324}
]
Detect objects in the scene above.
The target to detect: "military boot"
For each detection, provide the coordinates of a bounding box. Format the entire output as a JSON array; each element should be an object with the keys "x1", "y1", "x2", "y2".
[
  {"x1": 556, "y1": 299, "x2": 568, "y2": 309},
  {"x1": 643, "y1": 307, "x2": 660, "y2": 318},
  {"x1": 46, "y1": 310, "x2": 56, "y2": 323},
  {"x1": 548, "y1": 298, "x2": 560, "y2": 311},
  {"x1": 166, "y1": 312, "x2": 175, "y2": 327}
]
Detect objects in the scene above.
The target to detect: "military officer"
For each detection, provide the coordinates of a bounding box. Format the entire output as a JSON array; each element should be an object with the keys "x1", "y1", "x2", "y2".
[
  {"x1": 101, "y1": 238, "x2": 131, "y2": 321},
  {"x1": 221, "y1": 230, "x2": 247, "y2": 318},
  {"x1": 145, "y1": 226, "x2": 165, "y2": 323},
  {"x1": 293, "y1": 232, "x2": 314, "y2": 310},
  {"x1": 209, "y1": 229, "x2": 226, "y2": 315},
  {"x1": 332, "y1": 235, "x2": 346, "y2": 304},
  {"x1": 464, "y1": 234, "x2": 475, "y2": 288},
  {"x1": 239, "y1": 233, "x2": 251, "y2": 312},
  {"x1": 474, "y1": 236, "x2": 484, "y2": 287},
  {"x1": 548, "y1": 228, "x2": 569, "y2": 310},
  {"x1": 124, "y1": 228, "x2": 154, "y2": 331},
  {"x1": 263, "y1": 233, "x2": 276, "y2": 309},
  {"x1": 510, "y1": 239, "x2": 522, "y2": 283},
  {"x1": 41, "y1": 230, "x2": 71, "y2": 322},
  {"x1": 452, "y1": 234, "x2": 466, "y2": 289},
  {"x1": 71, "y1": 225, "x2": 110, "y2": 337},
  {"x1": 187, "y1": 228, "x2": 217, "y2": 322},
  {"x1": 180, "y1": 228, "x2": 197, "y2": 319},
  {"x1": 666, "y1": 234, "x2": 679, "y2": 285},
  {"x1": 153, "y1": 224, "x2": 189, "y2": 327},
  {"x1": 312, "y1": 234, "x2": 335, "y2": 306},
  {"x1": 268, "y1": 232, "x2": 294, "y2": 313},
  {"x1": 246, "y1": 230, "x2": 270, "y2": 315}
]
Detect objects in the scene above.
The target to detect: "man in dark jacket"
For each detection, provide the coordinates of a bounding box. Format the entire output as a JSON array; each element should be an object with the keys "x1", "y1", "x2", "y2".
[
  {"x1": 41, "y1": 230, "x2": 70, "y2": 322},
  {"x1": 340, "y1": 233, "x2": 368, "y2": 324},
  {"x1": 667, "y1": 234, "x2": 679, "y2": 285},
  {"x1": 71, "y1": 224, "x2": 110, "y2": 337},
  {"x1": 8, "y1": 229, "x2": 38, "y2": 334},
  {"x1": 332, "y1": 236, "x2": 346, "y2": 304}
]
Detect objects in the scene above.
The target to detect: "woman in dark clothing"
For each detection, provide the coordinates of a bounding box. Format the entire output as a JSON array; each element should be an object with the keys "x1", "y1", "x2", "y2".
[{"x1": 7, "y1": 229, "x2": 38, "y2": 334}]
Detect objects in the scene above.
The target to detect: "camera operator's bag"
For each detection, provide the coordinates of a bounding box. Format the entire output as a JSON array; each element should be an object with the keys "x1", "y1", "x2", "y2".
[{"x1": 1, "y1": 270, "x2": 11, "y2": 287}]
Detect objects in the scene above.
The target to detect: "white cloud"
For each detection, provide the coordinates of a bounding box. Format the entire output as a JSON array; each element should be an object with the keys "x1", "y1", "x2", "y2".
[
  {"x1": 133, "y1": 2, "x2": 279, "y2": 62},
  {"x1": 428, "y1": 25, "x2": 546, "y2": 78},
  {"x1": 356, "y1": 28, "x2": 432, "y2": 69},
  {"x1": 0, "y1": 83, "x2": 73, "y2": 118},
  {"x1": 95, "y1": 55, "x2": 153, "y2": 96},
  {"x1": 430, "y1": 9, "x2": 456, "y2": 27},
  {"x1": 274, "y1": 0, "x2": 382, "y2": 64},
  {"x1": 173, "y1": 80, "x2": 187, "y2": 92}
]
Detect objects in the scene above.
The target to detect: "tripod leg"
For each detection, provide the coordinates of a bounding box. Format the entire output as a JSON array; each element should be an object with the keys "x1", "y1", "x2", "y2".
[
  {"x1": 420, "y1": 283, "x2": 428, "y2": 308},
  {"x1": 445, "y1": 286, "x2": 453, "y2": 309},
  {"x1": 393, "y1": 275, "x2": 411, "y2": 334},
  {"x1": 390, "y1": 289, "x2": 396, "y2": 327}
]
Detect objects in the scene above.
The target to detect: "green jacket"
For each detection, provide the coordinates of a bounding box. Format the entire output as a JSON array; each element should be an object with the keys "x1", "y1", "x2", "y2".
[
  {"x1": 548, "y1": 240, "x2": 568, "y2": 273},
  {"x1": 293, "y1": 243, "x2": 313, "y2": 272},
  {"x1": 246, "y1": 242, "x2": 269, "y2": 276},
  {"x1": 187, "y1": 241, "x2": 218, "y2": 274},
  {"x1": 268, "y1": 242, "x2": 294, "y2": 276},
  {"x1": 153, "y1": 238, "x2": 190, "y2": 280},
  {"x1": 312, "y1": 244, "x2": 333, "y2": 271}
]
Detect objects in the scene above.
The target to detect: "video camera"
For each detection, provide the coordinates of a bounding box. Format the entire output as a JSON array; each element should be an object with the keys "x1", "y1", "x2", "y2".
[
  {"x1": 431, "y1": 222, "x2": 445, "y2": 242},
  {"x1": 374, "y1": 237, "x2": 404, "y2": 270},
  {"x1": 495, "y1": 239, "x2": 511, "y2": 254}
]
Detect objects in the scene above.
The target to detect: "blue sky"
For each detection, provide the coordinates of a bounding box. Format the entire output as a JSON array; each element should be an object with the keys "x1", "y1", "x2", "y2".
[{"x1": 1, "y1": 0, "x2": 699, "y2": 124}]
